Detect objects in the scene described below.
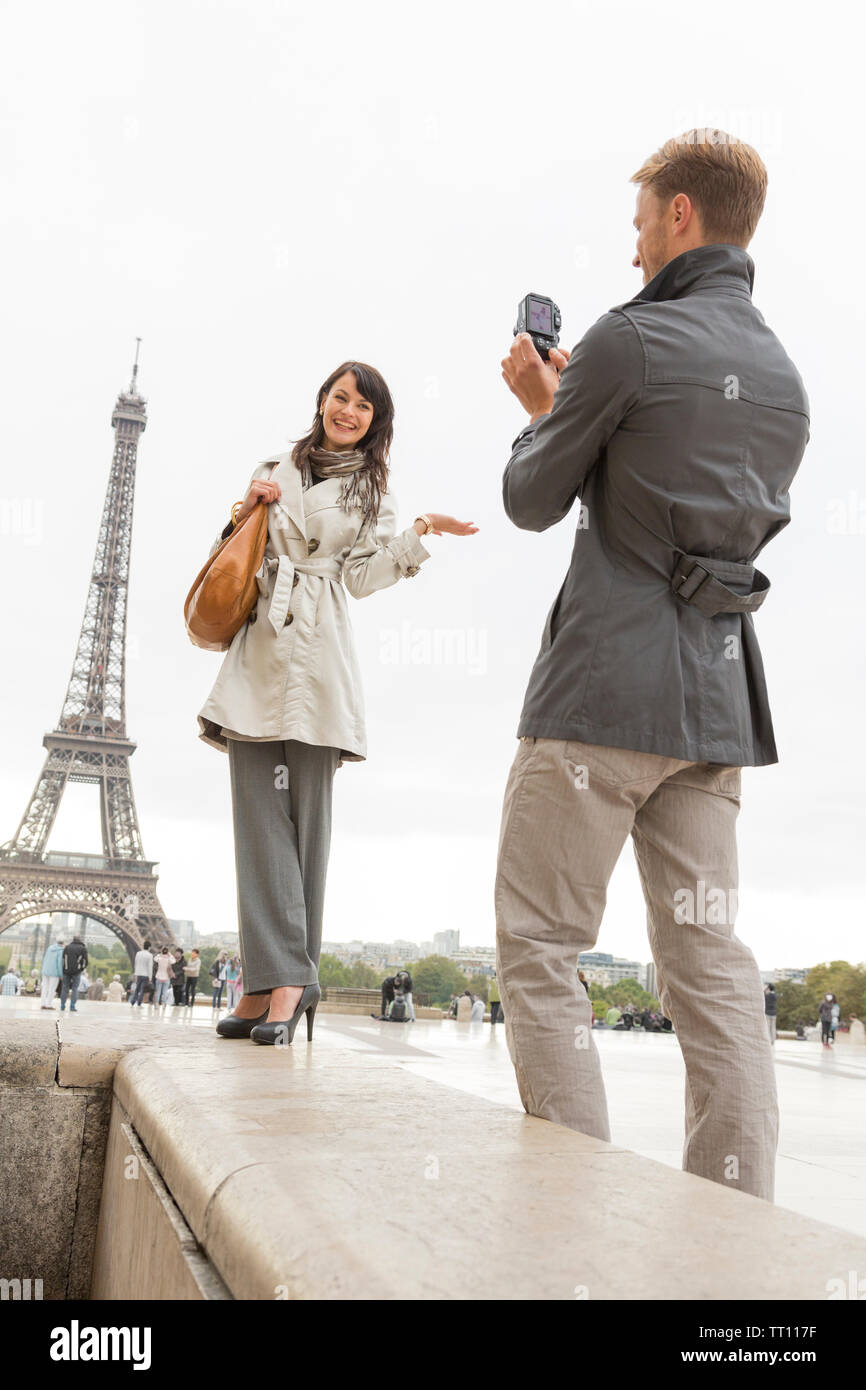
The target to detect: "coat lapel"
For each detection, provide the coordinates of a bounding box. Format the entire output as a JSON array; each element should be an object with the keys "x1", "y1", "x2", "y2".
[{"x1": 263, "y1": 452, "x2": 306, "y2": 543}]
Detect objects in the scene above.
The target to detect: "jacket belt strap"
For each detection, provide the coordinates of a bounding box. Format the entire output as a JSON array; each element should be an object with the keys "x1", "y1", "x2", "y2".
[
  {"x1": 671, "y1": 552, "x2": 770, "y2": 617},
  {"x1": 261, "y1": 555, "x2": 343, "y2": 634}
]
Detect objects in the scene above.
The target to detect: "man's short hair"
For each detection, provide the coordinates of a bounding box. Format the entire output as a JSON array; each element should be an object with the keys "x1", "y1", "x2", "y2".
[{"x1": 630, "y1": 128, "x2": 768, "y2": 246}]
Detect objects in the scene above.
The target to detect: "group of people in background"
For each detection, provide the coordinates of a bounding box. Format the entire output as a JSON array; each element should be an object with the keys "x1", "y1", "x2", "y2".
[
  {"x1": 598, "y1": 1002, "x2": 672, "y2": 1032},
  {"x1": 445, "y1": 987, "x2": 498, "y2": 1022},
  {"x1": 127, "y1": 942, "x2": 240, "y2": 1010},
  {"x1": 0, "y1": 947, "x2": 851, "y2": 1060},
  {"x1": 817, "y1": 992, "x2": 841, "y2": 1048},
  {"x1": 0, "y1": 935, "x2": 244, "y2": 1013}
]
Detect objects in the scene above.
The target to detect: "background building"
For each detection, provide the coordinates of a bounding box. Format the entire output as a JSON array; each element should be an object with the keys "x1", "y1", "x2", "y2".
[
  {"x1": 433, "y1": 930, "x2": 459, "y2": 956},
  {"x1": 578, "y1": 951, "x2": 646, "y2": 988},
  {"x1": 169, "y1": 919, "x2": 198, "y2": 948}
]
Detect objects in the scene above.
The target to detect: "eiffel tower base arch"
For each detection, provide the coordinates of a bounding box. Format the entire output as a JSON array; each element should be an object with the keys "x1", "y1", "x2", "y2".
[{"x1": 0, "y1": 859, "x2": 174, "y2": 966}]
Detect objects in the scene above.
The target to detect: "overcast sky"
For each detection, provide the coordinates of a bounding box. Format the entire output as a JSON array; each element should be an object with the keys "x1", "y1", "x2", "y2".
[{"x1": 1, "y1": 0, "x2": 863, "y2": 972}]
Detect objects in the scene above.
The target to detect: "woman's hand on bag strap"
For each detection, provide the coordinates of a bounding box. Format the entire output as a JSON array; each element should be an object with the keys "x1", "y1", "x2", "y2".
[{"x1": 234, "y1": 472, "x2": 282, "y2": 526}]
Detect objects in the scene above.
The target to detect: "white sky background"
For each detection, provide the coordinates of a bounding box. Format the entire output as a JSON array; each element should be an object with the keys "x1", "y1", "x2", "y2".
[{"x1": 1, "y1": 0, "x2": 863, "y2": 972}]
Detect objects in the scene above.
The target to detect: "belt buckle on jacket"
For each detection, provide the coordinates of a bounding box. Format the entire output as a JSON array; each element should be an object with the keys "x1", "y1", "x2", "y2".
[{"x1": 672, "y1": 557, "x2": 710, "y2": 604}]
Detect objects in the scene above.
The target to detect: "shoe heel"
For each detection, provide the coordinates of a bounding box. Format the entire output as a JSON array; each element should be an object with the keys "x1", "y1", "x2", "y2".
[{"x1": 306, "y1": 1002, "x2": 317, "y2": 1041}]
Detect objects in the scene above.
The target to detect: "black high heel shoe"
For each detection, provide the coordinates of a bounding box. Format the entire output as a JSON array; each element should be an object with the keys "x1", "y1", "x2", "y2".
[
  {"x1": 250, "y1": 983, "x2": 321, "y2": 1046},
  {"x1": 215, "y1": 1001, "x2": 271, "y2": 1038}
]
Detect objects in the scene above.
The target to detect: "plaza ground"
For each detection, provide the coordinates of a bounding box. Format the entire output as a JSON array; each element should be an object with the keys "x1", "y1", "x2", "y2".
[{"x1": 4, "y1": 995, "x2": 863, "y2": 1240}]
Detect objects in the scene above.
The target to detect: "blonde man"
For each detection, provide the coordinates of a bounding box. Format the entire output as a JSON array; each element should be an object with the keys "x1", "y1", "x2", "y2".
[{"x1": 496, "y1": 130, "x2": 809, "y2": 1203}]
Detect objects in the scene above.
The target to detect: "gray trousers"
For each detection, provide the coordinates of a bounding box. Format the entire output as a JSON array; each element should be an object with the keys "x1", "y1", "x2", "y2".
[
  {"x1": 495, "y1": 736, "x2": 778, "y2": 1202},
  {"x1": 227, "y1": 737, "x2": 340, "y2": 993}
]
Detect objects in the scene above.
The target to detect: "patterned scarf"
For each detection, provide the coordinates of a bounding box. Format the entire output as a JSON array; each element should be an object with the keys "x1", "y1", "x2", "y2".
[{"x1": 302, "y1": 446, "x2": 378, "y2": 527}]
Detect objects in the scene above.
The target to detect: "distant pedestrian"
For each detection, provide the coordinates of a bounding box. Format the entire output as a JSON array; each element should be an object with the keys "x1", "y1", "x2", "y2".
[
  {"x1": 378, "y1": 975, "x2": 398, "y2": 1020},
  {"x1": 40, "y1": 938, "x2": 64, "y2": 1009},
  {"x1": 210, "y1": 952, "x2": 229, "y2": 1009},
  {"x1": 107, "y1": 974, "x2": 125, "y2": 1003},
  {"x1": 60, "y1": 936, "x2": 88, "y2": 1012},
  {"x1": 395, "y1": 969, "x2": 415, "y2": 1022},
  {"x1": 226, "y1": 956, "x2": 242, "y2": 1011},
  {"x1": 153, "y1": 947, "x2": 176, "y2": 1006},
  {"x1": 831, "y1": 997, "x2": 841, "y2": 1040},
  {"x1": 764, "y1": 983, "x2": 777, "y2": 1045},
  {"x1": 0, "y1": 969, "x2": 22, "y2": 996},
  {"x1": 489, "y1": 973, "x2": 502, "y2": 1025},
  {"x1": 171, "y1": 949, "x2": 187, "y2": 1006},
  {"x1": 130, "y1": 940, "x2": 154, "y2": 1008},
  {"x1": 470, "y1": 994, "x2": 485, "y2": 1022},
  {"x1": 183, "y1": 949, "x2": 201, "y2": 1005},
  {"x1": 818, "y1": 994, "x2": 835, "y2": 1047}
]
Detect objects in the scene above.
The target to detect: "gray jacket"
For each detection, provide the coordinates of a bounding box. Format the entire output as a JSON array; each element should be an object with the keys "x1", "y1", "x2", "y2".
[{"x1": 503, "y1": 244, "x2": 810, "y2": 767}]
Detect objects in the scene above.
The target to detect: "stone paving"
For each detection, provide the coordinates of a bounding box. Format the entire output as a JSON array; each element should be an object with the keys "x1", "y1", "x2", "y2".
[{"x1": 3, "y1": 995, "x2": 864, "y2": 1239}]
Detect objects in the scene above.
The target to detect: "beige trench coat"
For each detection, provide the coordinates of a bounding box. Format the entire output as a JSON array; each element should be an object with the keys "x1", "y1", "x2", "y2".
[{"x1": 197, "y1": 451, "x2": 431, "y2": 765}]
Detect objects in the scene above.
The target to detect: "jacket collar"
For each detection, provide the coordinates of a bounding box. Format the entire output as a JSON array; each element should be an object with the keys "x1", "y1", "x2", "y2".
[{"x1": 621, "y1": 243, "x2": 755, "y2": 307}]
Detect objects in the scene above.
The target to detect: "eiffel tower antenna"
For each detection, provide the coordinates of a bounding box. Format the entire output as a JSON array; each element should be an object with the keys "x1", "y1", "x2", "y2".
[
  {"x1": 0, "y1": 352, "x2": 174, "y2": 960},
  {"x1": 130, "y1": 337, "x2": 142, "y2": 394}
]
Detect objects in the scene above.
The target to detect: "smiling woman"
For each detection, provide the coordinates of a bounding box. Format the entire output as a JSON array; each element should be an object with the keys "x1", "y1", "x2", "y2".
[{"x1": 195, "y1": 359, "x2": 478, "y2": 1046}]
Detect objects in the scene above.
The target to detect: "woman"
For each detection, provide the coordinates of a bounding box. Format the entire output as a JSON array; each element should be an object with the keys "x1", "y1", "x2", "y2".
[
  {"x1": 225, "y1": 956, "x2": 242, "y2": 1011},
  {"x1": 210, "y1": 951, "x2": 229, "y2": 1009},
  {"x1": 830, "y1": 995, "x2": 841, "y2": 1042},
  {"x1": 171, "y1": 948, "x2": 187, "y2": 1006},
  {"x1": 196, "y1": 360, "x2": 477, "y2": 1045},
  {"x1": 153, "y1": 946, "x2": 175, "y2": 1006},
  {"x1": 183, "y1": 948, "x2": 201, "y2": 1006}
]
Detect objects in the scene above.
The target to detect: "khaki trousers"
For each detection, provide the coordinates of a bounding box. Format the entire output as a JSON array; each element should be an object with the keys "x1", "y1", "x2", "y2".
[{"x1": 494, "y1": 736, "x2": 778, "y2": 1201}]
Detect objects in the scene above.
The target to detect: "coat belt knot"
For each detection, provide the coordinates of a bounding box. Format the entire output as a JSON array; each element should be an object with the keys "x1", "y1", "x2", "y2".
[{"x1": 259, "y1": 554, "x2": 343, "y2": 634}]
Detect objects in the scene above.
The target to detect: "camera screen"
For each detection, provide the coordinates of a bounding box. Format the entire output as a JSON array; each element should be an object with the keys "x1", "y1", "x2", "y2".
[{"x1": 528, "y1": 298, "x2": 553, "y2": 335}]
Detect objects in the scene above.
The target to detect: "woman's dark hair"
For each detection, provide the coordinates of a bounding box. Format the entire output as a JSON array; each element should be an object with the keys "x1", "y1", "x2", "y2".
[{"x1": 292, "y1": 360, "x2": 394, "y2": 527}]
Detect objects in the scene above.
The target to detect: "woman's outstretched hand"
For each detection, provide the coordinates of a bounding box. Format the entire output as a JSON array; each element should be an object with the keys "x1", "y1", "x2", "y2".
[{"x1": 414, "y1": 514, "x2": 479, "y2": 538}]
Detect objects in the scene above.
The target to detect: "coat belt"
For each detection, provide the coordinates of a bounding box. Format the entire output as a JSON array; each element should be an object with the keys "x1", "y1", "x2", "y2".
[
  {"x1": 671, "y1": 551, "x2": 770, "y2": 617},
  {"x1": 258, "y1": 554, "x2": 343, "y2": 634}
]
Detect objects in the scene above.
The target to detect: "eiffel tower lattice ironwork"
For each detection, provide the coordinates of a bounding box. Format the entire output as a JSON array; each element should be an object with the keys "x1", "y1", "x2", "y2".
[{"x1": 0, "y1": 345, "x2": 174, "y2": 962}]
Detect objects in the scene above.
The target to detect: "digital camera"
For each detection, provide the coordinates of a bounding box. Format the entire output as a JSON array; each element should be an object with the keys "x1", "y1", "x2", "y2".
[{"x1": 514, "y1": 292, "x2": 562, "y2": 361}]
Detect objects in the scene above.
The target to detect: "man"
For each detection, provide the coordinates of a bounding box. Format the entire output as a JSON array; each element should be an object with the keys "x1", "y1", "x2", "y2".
[
  {"x1": 488, "y1": 972, "x2": 502, "y2": 1025},
  {"x1": 0, "y1": 968, "x2": 22, "y2": 996},
  {"x1": 40, "y1": 937, "x2": 64, "y2": 1009},
  {"x1": 764, "y1": 983, "x2": 778, "y2": 1045},
  {"x1": 130, "y1": 939, "x2": 154, "y2": 1008},
  {"x1": 495, "y1": 130, "x2": 809, "y2": 1204},
  {"x1": 60, "y1": 935, "x2": 88, "y2": 1012},
  {"x1": 377, "y1": 974, "x2": 397, "y2": 1020}
]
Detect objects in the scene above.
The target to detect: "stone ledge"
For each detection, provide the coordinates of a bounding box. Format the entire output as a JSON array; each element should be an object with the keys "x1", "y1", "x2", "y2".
[
  {"x1": 0, "y1": 1012, "x2": 60, "y2": 1085},
  {"x1": 110, "y1": 1040, "x2": 866, "y2": 1301}
]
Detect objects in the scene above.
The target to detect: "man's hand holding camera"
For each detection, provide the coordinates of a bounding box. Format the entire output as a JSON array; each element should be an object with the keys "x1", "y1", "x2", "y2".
[{"x1": 502, "y1": 333, "x2": 570, "y2": 423}]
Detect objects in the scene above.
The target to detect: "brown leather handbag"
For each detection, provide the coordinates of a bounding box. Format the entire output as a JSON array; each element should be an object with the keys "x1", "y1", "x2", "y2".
[{"x1": 184, "y1": 502, "x2": 269, "y2": 652}]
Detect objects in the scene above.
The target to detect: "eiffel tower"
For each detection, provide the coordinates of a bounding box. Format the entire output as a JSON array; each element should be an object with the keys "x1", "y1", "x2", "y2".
[{"x1": 0, "y1": 345, "x2": 174, "y2": 962}]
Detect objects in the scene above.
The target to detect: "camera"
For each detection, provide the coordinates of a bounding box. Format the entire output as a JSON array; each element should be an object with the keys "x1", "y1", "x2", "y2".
[{"x1": 513, "y1": 292, "x2": 562, "y2": 361}]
